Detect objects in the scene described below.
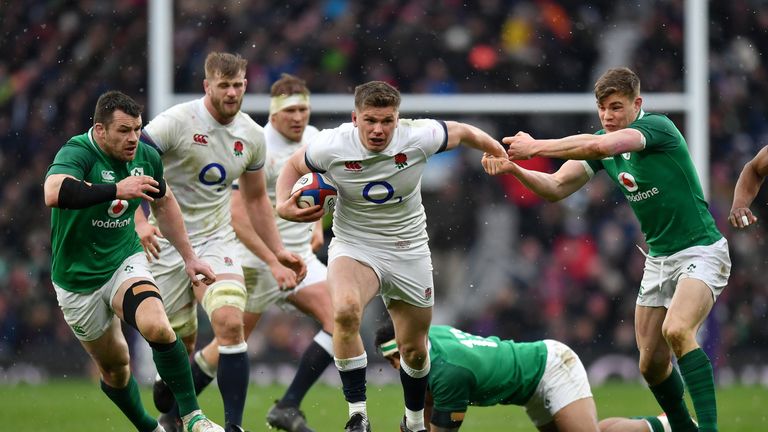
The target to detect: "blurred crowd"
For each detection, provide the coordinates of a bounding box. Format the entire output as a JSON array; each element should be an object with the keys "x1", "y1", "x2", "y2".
[{"x1": 2, "y1": 0, "x2": 768, "y2": 382}]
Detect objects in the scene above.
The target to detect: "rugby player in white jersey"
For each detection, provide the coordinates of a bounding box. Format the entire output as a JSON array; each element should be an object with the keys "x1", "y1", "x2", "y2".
[
  {"x1": 135, "y1": 52, "x2": 306, "y2": 432},
  {"x1": 275, "y1": 81, "x2": 508, "y2": 432}
]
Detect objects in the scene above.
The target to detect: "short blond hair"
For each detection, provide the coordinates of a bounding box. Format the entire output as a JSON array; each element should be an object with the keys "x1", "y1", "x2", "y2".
[{"x1": 204, "y1": 52, "x2": 247, "y2": 79}]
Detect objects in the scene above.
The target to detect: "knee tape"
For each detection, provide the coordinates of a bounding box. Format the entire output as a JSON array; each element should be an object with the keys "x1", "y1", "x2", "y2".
[
  {"x1": 122, "y1": 280, "x2": 162, "y2": 330},
  {"x1": 201, "y1": 280, "x2": 247, "y2": 319}
]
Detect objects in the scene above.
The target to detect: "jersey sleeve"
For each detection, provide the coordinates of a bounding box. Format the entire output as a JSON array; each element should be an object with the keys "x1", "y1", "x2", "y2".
[
  {"x1": 141, "y1": 110, "x2": 183, "y2": 154},
  {"x1": 246, "y1": 126, "x2": 267, "y2": 172},
  {"x1": 628, "y1": 114, "x2": 680, "y2": 152},
  {"x1": 430, "y1": 363, "x2": 475, "y2": 413},
  {"x1": 304, "y1": 128, "x2": 337, "y2": 173},
  {"x1": 46, "y1": 141, "x2": 91, "y2": 179},
  {"x1": 403, "y1": 118, "x2": 448, "y2": 157}
]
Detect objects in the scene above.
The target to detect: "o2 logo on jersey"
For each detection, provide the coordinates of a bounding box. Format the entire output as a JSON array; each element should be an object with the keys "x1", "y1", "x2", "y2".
[
  {"x1": 107, "y1": 199, "x2": 129, "y2": 218},
  {"x1": 199, "y1": 163, "x2": 228, "y2": 191},
  {"x1": 362, "y1": 181, "x2": 402, "y2": 204},
  {"x1": 618, "y1": 172, "x2": 638, "y2": 192}
]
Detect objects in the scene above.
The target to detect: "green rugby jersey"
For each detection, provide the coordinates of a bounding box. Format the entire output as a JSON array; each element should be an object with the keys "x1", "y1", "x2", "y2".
[
  {"x1": 585, "y1": 111, "x2": 722, "y2": 256},
  {"x1": 47, "y1": 128, "x2": 164, "y2": 293},
  {"x1": 428, "y1": 325, "x2": 547, "y2": 413}
]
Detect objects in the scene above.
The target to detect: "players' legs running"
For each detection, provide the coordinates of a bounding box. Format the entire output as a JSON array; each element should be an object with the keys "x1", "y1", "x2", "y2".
[
  {"x1": 197, "y1": 275, "x2": 250, "y2": 432},
  {"x1": 388, "y1": 300, "x2": 431, "y2": 432},
  {"x1": 636, "y1": 306, "x2": 698, "y2": 432},
  {"x1": 328, "y1": 257, "x2": 379, "y2": 428},
  {"x1": 665, "y1": 277, "x2": 718, "y2": 432},
  {"x1": 82, "y1": 317, "x2": 159, "y2": 432}
]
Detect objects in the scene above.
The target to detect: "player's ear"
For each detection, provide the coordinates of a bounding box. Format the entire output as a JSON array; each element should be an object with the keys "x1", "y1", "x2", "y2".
[
  {"x1": 351, "y1": 110, "x2": 357, "y2": 126},
  {"x1": 203, "y1": 79, "x2": 210, "y2": 95}
]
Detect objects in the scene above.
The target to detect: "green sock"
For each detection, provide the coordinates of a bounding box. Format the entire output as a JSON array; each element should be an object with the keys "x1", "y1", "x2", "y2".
[
  {"x1": 100, "y1": 375, "x2": 158, "y2": 432},
  {"x1": 153, "y1": 339, "x2": 200, "y2": 417},
  {"x1": 649, "y1": 368, "x2": 698, "y2": 432},
  {"x1": 679, "y1": 348, "x2": 717, "y2": 432},
  {"x1": 631, "y1": 416, "x2": 665, "y2": 432}
]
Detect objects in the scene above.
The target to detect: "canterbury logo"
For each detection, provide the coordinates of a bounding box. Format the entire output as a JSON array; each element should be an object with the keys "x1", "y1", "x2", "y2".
[
  {"x1": 344, "y1": 161, "x2": 362, "y2": 172},
  {"x1": 192, "y1": 134, "x2": 209, "y2": 145}
]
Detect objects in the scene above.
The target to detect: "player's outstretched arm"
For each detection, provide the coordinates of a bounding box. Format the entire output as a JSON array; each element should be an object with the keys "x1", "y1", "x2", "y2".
[
  {"x1": 444, "y1": 121, "x2": 506, "y2": 157},
  {"x1": 730, "y1": 146, "x2": 768, "y2": 228},
  {"x1": 150, "y1": 185, "x2": 215, "y2": 287},
  {"x1": 483, "y1": 157, "x2": 590, "y2": 202},
  {"x1": 504, "y1": 128, "x2": 644, "y2": 160},
  {"x1": 239, "y1": 169, "x2": 307, "y2": 283},
  {"x1": 275, "y1": 146, "x2": 325, "y2": 223},
  {"x1": 230, "y1": 187, "x2": 299, "y2": 290}
]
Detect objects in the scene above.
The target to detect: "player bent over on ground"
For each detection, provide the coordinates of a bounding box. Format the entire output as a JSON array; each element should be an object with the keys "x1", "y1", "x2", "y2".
[
  {"x1": 44, "y1": 90, "x2": 223, "y2": 432},
  {"x1": 375, "y1": 321, "x2": 673, "y2": 432}
]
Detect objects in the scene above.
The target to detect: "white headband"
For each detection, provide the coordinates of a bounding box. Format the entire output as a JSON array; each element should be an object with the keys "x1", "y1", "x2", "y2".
[
  {"x1": 379, "y1": 338, "x2": 398, "y2": 357},
  {"x1": 269, "y1": 94, "x2": 310, "y2": 116}
]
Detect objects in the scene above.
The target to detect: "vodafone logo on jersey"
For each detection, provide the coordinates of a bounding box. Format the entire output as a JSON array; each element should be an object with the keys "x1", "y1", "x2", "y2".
[
  {"x1": 107, "y1": 199, "x2": 129, "y2": 218},
  {"x1": 618, "y1": 172, "x2": 639, "y2": 192}
]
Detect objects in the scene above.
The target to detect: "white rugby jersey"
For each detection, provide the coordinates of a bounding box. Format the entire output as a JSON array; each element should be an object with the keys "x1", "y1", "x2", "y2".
[
  {"x1": 235, "y1": 122, "x2": 320, "y2": 268},
  {"x1": 141, "y1": 98, "x2": 266, "y2": 243},
  {"x1": 306, "y1": 118, "x2": 447, "y2": 251}
]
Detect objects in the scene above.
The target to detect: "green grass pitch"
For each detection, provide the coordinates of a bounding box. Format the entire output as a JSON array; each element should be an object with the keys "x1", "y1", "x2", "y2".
[{"x1": 1, "y1": 380, "x2": 766, "y2": 431}]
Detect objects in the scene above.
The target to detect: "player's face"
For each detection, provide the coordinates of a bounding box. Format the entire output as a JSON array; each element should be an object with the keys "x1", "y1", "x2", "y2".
[
  {"x1": 597, "y1": 93, "x2": 642, "y2": 133},
  {"x1": 94, "y1": 110, "x2": 142, "y2": 162},
  {"x1": 352, "y1": 106, "x2": 398, "y2": 153},
  {"x1": 204, "y1": 71, "x2": 247, "y2": 124},
  {"x1": 271, "y1": 103, "x2": 310, "y2": 142},
  {"x1": 385, "y1": 353, "x2": 401, "y2": 370}
]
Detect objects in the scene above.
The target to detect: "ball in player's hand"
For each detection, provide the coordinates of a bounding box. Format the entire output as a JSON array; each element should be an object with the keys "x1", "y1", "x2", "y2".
[{"x1": 290, "y1": 172, "x2": 338, "y2": 214}]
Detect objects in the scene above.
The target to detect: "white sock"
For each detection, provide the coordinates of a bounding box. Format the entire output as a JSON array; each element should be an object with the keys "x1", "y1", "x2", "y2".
[
  {"x1": 349, "y1": 401, "x2": 367, "y2": 418},
  {"x1": 405, "y1": 408, "x2": 425, "y2": 431}
]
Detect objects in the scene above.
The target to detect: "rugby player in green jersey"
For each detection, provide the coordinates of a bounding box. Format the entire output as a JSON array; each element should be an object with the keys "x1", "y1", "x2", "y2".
[
  {"x1": 375, "y1": 322, "x2": 675, "y2": 432},
  {"x1": 44, "y1": 91, "x2": 223, "y2": 432},
  {"x1": 483, "y1": 67, "x2": 729, "y2": 432}
]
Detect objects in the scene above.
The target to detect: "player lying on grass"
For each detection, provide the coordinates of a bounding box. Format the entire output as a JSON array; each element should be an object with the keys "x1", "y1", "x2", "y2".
[{"x1": 375, "y1": 321, "x2": 674, "y2": 432}]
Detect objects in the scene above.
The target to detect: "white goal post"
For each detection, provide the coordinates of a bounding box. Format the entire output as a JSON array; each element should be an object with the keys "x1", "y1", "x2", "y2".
[{"x1": 149, "y1": 0, "x2": 709, "y2": 195}]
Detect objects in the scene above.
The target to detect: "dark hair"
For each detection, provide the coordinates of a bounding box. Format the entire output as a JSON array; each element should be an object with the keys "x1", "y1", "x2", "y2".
[
  {"x1": 204, "y1": 52, "x2": 247, "y2": 79},
  {"x1": 594, "y1": 67, "x2": 641, "y2": 103},
  {"x1": 374, "y1": 320, "x2": 396, "y2": 353},
  {"x1": 354, "y1": 81, "x2": 401, "y2": 111},
  {"x1": 271, "y1": 73, "x2": 310, "y2": 97},
  {"x1": 93, "y1": 91, "x2": 143, "y2": 127}
]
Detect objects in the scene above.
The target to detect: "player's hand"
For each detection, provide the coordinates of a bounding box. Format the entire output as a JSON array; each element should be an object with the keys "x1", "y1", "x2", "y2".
[
  {"x1": 482, "y1": 152, "x2": 519, "y2": 176},
  {"x1": 269, "y1": 261, "x2": 299, "y2": 291},
  {"x1": 729, "y1": 207, "x2": 757, "y2": 228},
  {"x1": 276, "y1": 192, "x2": 325, "y2": 223},
  {"x1": 136, "y1": 221, "x2": 164, "y2": 261},
  {"x1": 276, "y1": 249, "x2": 307, "y2": 288},
  {"x1": 183, "y1": 257, "x2": 216, "y2": 288},
  {"x1": 503, "y1": 131, "x2": 536, "y2": 160},
  {"x1": 116, "y1": 175, "x2": 160, "y2": 201}
]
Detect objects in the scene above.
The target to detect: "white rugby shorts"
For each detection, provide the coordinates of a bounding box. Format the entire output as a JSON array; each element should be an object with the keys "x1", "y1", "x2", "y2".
[
  {"x1": 244, "y1": 253, "x2": 327, "y2": 313},
  {"x1": 637, "y1": 237, "x2": 731, "y2": 307}
]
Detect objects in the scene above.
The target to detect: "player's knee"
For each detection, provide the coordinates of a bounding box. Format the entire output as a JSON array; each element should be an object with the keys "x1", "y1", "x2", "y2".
[
  {"x1": 638, "y1": 354, "x2": 670, "y2": 381},
  {"x1": 661, "y1": 320, "x2": 692, "y2": 351},
  {"x1": 211, "y1": 308, "x2": 245, "y2": 344},
  {"x1": 122, "y1": 280, "x2": 166, "y2": 336},
  {"x1": 99, "y1": 356, "x2": 131, "y2": 386},
  {"x1": 397, "y1": 342, "x2": 428, "y2": 368},
  {"x1": 333, "y1": 303, "x2": 362, "y2": 332}
]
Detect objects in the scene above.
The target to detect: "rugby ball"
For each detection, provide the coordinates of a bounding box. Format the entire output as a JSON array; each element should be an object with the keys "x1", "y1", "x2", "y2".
[{"x1": 290, "y1": 172, "x2": 338, "y2": 214}]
